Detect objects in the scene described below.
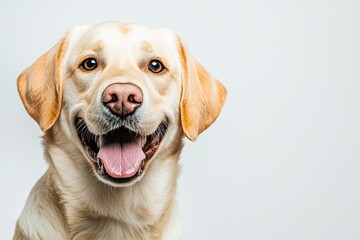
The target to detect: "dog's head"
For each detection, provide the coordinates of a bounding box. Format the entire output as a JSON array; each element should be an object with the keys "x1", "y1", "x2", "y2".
[{"x1": 17, "y1": 22, "x2": 227, "y2": 187}]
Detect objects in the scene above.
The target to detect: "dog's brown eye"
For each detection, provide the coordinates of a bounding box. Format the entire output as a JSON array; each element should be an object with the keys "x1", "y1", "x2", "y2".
[
  {"x1": 81, "y1": 58, "x2": 98, "y2": 71},
  {"x1": 148, "y1": 60, "x2": 165, "y2": 73}
]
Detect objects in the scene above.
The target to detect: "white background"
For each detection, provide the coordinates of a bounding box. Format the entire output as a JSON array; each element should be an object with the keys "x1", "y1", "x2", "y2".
[{"x1": 1, "y1": 0, "x2": 360, "y2": 239}]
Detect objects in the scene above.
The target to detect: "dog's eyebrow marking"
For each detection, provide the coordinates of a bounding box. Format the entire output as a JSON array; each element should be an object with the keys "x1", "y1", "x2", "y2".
[
  {"x1": 141, "y1": 41, "x2": 153, "y2": 53},
  {"x1": 76, "y1": 39, "x2": 104, "y2": 56},
  {"x1": 90, "y1": 41, "x2": 104, "y2": 53}
]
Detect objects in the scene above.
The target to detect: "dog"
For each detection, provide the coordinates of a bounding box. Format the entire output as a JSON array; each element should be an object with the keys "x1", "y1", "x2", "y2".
[{"x1": 14, "y1": 22, "x2": 226, "y2": 240}]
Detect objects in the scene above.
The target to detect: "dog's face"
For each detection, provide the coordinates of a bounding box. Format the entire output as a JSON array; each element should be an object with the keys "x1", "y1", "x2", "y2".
[{"x1": 17, "y1": 22, "x2": 226, "y2": 187}]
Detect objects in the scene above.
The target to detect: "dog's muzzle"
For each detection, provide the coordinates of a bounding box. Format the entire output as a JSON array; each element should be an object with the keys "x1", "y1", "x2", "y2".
[{"x1": 75, "y1": 118, "x2": 168, "y2": 184}]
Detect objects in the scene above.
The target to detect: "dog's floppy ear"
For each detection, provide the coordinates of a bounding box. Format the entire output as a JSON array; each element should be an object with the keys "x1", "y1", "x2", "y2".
[
  {"x1": 178, "y1": 40, "x2": 227, "y2": 141},
  {"x1": 17, "y1": 36, "x2": 68, "y2": 132}
]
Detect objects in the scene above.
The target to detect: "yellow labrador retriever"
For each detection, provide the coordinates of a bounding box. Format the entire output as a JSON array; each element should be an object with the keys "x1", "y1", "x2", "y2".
[{"x1": 15, "y1": 22, "x2": 226, "y2": 240}]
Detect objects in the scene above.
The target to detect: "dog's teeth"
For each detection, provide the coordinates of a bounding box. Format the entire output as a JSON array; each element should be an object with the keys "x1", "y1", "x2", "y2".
[
  {"x1": 141, "y1": 136, "x2": 147, "y2": 148},
  {"x1": 98, "y1": 158, "x2": 104, "y2": 172},
  {"x1": 98, "y1": 136, "x2": 103, "y2": 148}
]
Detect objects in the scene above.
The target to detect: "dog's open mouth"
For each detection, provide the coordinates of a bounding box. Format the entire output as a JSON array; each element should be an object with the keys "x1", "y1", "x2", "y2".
[{"x1": 75, "y1": 118, "x2": 167, "y2": 184}]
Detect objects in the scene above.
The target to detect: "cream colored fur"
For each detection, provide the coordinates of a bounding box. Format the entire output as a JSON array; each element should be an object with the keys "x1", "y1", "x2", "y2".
[{"x1": 15, "y1": 22, "x2": 226, "y2": 240}]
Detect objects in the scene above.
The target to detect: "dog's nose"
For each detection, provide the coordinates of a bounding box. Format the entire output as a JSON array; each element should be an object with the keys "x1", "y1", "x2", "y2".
[{"x1": 102, "y1": 83, "x2": 143, "y2": 117}]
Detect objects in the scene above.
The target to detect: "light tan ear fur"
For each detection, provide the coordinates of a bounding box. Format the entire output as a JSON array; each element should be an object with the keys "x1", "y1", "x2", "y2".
[
  {"x1": 17, "y1": 37, "x2": 68, "y2": 131},
  {"x1": 178, "y1": 41, "x2": 227, "y2": 141}
]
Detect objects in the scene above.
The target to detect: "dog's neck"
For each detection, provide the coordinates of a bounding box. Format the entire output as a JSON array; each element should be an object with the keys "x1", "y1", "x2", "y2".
[{"x1": 44, "y1": 132, "x2": 182, "y2": 239}]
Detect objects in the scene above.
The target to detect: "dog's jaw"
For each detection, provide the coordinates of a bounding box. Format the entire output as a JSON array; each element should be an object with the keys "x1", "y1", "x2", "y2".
[
  {"x1": 75, "y1": 117, "x2": 168, "y2": 187},
  {"x1": 44, "y1": 133, "x2": 183, "y2": 240}
]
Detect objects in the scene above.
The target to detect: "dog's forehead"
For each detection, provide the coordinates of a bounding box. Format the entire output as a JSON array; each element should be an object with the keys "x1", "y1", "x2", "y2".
[{"x1": 69, "y1": 22, "x2": 178, "y2": 56}]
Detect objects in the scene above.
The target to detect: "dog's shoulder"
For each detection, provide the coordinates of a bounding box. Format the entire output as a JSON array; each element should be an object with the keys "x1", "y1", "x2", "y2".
[{"x1": 15, "y1": 172, "x2": 69, "y2": 240}]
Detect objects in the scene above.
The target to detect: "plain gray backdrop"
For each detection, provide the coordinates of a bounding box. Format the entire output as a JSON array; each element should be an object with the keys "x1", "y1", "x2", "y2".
[{"x1": 1, "y1": 0, "x2": 360, "y2": 239}]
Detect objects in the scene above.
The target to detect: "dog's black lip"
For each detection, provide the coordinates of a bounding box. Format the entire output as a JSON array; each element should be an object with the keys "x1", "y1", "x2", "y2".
[{"x1": 75, "y1": 117, "x2": 167, "y2": 184}]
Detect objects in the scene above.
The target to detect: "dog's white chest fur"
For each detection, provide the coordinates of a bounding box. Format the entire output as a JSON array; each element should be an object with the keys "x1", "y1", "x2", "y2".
[{"x1": 52, "y1": 146, "x2": 181, "y2": 239}]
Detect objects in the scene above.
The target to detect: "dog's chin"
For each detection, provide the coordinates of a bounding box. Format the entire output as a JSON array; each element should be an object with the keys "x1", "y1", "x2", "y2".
[{"x1": 75, "y1": 118, "x2": 168, "y2": 187}]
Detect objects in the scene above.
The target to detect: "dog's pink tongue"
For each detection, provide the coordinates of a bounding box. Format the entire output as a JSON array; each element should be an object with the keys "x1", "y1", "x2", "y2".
[{"x1": 97, "y1": 136, "x2": 145, "y2": 178}]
